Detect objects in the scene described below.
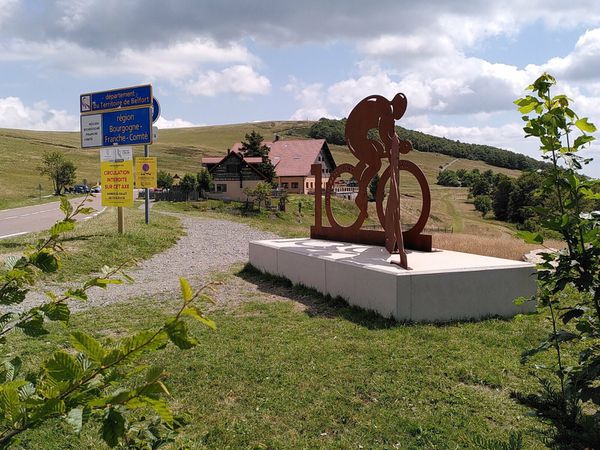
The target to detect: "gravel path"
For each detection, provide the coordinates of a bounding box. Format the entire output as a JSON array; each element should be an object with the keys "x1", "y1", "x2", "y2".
[{"x1": 21, "y1": 214, "x2": 279, "y2": 312}]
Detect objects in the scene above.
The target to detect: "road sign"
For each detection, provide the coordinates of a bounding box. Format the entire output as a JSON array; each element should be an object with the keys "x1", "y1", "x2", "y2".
[
  {"x1": 80, "y1": 85, "x2": 152, "y2": 114},
  {"x1": 102, "y1": 107, "x2": 152, "y2": 147},
  {"x1": 81, "y1": 107, "x2": 152, "y2": 148},
  {"x1": 81, "y1": 114, "x2": 102, "y2": 148},
  {"x1": 136, "y1": 157, "x2": 157, "y2": 188},
  {"x1": 100, "y1": 147, "x2": 134, "y2": 207},
  {"x1": 152, "y1": 97, "x2": 160, "y2": 123}
]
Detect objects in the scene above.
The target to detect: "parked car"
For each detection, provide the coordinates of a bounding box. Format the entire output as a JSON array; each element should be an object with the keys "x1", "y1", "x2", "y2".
[
  {"x1": 73, "y1": 184, "x2": 90, "y2": 194},
  {"x1": 91, "y1": 185, "x2": 101, "y2": 193}
]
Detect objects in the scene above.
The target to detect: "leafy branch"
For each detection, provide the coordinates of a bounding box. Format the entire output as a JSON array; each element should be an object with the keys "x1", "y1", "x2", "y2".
[{"x1": 0, "y1": 195, "x2": 216, "y2": 447}]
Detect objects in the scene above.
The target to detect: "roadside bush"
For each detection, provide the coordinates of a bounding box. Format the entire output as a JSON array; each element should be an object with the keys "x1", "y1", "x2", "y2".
[
  {"x1": 0, "y1": 196, "x2": 215, "y2": 447},
  {"x1": 514, "y1": 73, "x2": 600, "y2": 446}
]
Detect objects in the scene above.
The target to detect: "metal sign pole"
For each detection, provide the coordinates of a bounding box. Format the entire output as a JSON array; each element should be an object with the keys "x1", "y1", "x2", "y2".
[{"x1": 144, "y1": 144, "x2": 150, "y2": 224}]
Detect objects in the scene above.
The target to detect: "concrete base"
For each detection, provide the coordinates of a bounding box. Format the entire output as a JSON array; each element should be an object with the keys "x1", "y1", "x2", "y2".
[{"x1": 249, "y1": 238, "x2": 537, "y2": 322}]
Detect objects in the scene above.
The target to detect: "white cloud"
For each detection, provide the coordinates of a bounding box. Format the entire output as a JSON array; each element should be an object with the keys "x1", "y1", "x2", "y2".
[
  {"x1": 0, "y1": 0, "x2": 18, "y2": 25},
  {"x1": 0, "y1": 97, "x2": 77, "y2": 131},
  {"x1": 0, "y1": 38, "x2": 256, "y2": 81},
  {"x1": 186, "y1": 65, "x2": 271, "y2": 97},
  {"x1": 534, "y1": 28, "x2": 600, "y2": 81},
  {"x1": 155, "y1": 117, "x2": 200, "y2": 129}
]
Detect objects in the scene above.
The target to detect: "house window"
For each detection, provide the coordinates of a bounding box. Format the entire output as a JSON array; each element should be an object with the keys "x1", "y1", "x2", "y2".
[
  {"x1": 216, "y1": 184, "x2": 227, "y2": 193},
  {"x1": 291, "y1": 182, "x2": 299, "y2": 189},
  {"x1": 281, "y1": 182, "x2": 289, "y2": 188},
  {"x1": 310, "y1": 182, "x2": 314, "y2": 188}
]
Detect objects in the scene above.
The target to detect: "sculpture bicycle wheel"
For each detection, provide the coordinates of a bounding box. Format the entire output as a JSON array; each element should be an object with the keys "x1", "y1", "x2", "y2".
[
  {"x1": 375, "y1": 160, "x2": 431, "y2": 238},
  {"x1": 324, "y1": 163, "x2": 368, "y2": 232}
]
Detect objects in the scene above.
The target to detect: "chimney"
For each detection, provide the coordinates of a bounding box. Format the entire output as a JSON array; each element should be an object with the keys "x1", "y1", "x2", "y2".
[
  {"x1": 227, "y1": 148, "x2": 230, "y2": 154},
  {"x1": 273, "y1": 134, "x2": 280, "y2": 142}
]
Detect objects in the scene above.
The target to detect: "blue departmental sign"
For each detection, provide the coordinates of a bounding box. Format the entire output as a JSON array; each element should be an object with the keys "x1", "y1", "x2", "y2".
[
  {"x1": 80, "y1": 85, "x2": 152, "y2": 114},
  {"x1": 101, "y1": 107, "x2": 152, "y2": 147}
]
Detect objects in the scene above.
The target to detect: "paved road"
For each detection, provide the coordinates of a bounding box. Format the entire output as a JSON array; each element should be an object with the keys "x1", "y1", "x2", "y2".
[{"x1": 0, "y1": 195, "x2": 104, "y2": 239}]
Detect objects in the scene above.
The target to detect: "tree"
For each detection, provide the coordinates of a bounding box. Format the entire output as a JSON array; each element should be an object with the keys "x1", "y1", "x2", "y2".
[
  {"x1": 157, "y1": 171, "x2": 173, "y2": 190},
  {"x1": 515, "y1": 73, "x2": 600, "y2": 446},
  {"x1": 471, "y1": 176, "x2": 492, "y2": 196},
  {"x1": 240, "y1": 131, "x2": 276, "y2": 184},
  {"x1": 0, "y1": 197, "x2": 215, "y2": 447},
  {"x1": 243, "y1": 182, "x2": 272, "y2": 210},
  {"x1": 436, "y1": 170, "x2": 460, "y2": 187},
  {"x1": 492, "y1": 177, "x2": 514, "y2": 221},
  {"x1": 196, "y1": 168, "x2": 212, "y2": 198},
  {"x1": 38, "y1": 151, "x2": 76, "y2": 195},
  {"x1": 473, "y1": 195, "x2": 492, "y2": 217},
  {"x1": 179, "y1": 173, "x2": 198, "y2": 200},
  {"x1": 368, "y1": 174, "x2": 380, "y2": 202}
]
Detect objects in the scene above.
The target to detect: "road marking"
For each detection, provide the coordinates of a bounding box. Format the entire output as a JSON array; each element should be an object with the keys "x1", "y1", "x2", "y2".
[
  {"x1": 0, "y1": 232, "x2": 27, "y2": 240},
  {"x1": 0, "y1": 209, "x2": 57, "y2": 221}
]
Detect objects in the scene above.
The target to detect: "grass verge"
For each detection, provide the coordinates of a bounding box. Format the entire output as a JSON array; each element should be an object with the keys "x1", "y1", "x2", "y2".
[
  {"x1": 153, "y1": 195, "x2": 377, "y2": 238},
  {"x1": 11, "y1": 265, "x2": 554, "y2": 449},
  {"x1": 0, "y1": 208, "x2": 183, "y2": 280}
]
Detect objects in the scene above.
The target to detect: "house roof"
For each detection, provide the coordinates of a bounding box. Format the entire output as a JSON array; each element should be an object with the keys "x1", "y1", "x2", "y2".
[
  {"x1": 201, "y1": 155, "x2": 263, "y2": 165},
  {"x1": 203, "y1": 151, "x2": 268, "y2": 179},
  {"x1": 230, "y1": 139, "x2": 331, "y2": 177}
]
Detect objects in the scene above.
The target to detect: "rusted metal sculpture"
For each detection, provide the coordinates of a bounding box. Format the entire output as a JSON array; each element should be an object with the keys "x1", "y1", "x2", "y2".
[{"x1": 311, "y1": 93, "x2": 432, "y2": 269}]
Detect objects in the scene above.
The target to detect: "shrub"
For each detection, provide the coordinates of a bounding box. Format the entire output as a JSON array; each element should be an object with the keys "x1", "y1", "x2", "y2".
[
  {"x1": 514, "y1": 73, "x2": 600, "y2": 446},
  {"x1": 0, "y1": 196, "x2": 215, "y2": 447}
]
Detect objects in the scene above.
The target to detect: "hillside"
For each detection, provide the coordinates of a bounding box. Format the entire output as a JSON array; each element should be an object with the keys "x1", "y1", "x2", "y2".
[
  {"x1": 307, "y1": 118, "x2": 546, "y2": 171},
  {"x1": 0, "y1": 121, "x2": 522, "y2": 211}
]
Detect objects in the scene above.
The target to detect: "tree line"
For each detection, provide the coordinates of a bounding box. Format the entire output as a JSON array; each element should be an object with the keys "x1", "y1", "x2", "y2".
[
  {"x1": 309, "y1": 118, "x2": 547, "y2": 171},
  {"x1": 438, "y1": 167, "x2": 600, "y2": 232}
]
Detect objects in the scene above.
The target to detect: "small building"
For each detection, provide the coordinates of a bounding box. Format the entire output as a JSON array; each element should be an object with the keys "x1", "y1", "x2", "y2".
[
  {"x1": 202, "y1": 151, "x2": 267, "y2": 201},
  {"x1": 202, "y1": 138, "x2": 337, "y2": 201}
]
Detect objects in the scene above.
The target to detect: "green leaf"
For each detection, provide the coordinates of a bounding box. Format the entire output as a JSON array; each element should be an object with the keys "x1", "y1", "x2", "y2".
[
  {"x1": 179, "y1": 277, "x2": 193, "y2": 303},
  {"x1": 66, "y1": 407, "x2": 84, "y2": 434},
  {"x1": 514, "y1": 96, "x2": 540, "y2": 114},
  {"x1": 0, "y1": 313, "x2": 16, "y2": 330},
  {"x1": 144, "y1": 397, "x2": 174, "y2": 426},
  {"x1": 516, "y1": 230, "x2": 544, "y2": 245},
  {"x1": 41, "y1": 302, "x2": 70, "y2": 323},
  {"x1": 60, "y1": 196, "x2": 73, "y2": 216},
  {"x1": 182, "y1": 306, "x2": 216, "y2": 330},
  {"x1": 64, "y1": 288, "x2": 88, "y2": 301},
  {"x1": 45, "y1": 350, "x2": 83, "y2": 382},
  {"x1": 0, "y1": 385, "x2": 22, "y2": 421},
  {"x1": 49, "y1": 220, "x2": 75, "y2": 237},
  {"x1": 30, "y1": 250, "x2": 59, "y2": 273},
  {"x1": 70, "y1": 331, "x2": 105, "y2": 364},
  {"x1": 83, "y1": 277, "x2": 123, "y2": 289},
  {"x1": 145, "y1": 366, "x2": 165, "y2": 384},
  {"x1": 77, "y1": 207, "x2": 96, "y2": 215},
  {"x1": 165, "y1": 319, "x2": 198, "y2": 350},
  {"x1": 0, "y1": 287, "x2": 26, "y2": 305},
  {"x1": 1, "y1": 357, "x2": 22, "y2": 382},
  {"x1": 573, "y1": 134, "x2": 595, "y2": 149},
  {"x1": 575, "y1": 117, "x2": 597, "y2": 133},
  {"x1": 101, "y1": 408, "x2": 126, "y2": 447},
  {"x1": 17, "y1": 312, "x2": 48, "y2": 337}
]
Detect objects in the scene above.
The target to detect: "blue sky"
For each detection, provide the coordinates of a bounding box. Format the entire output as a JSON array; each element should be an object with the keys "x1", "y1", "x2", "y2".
[{"x1": 1, "y1": 0, "x2": 600, "y2": 177}]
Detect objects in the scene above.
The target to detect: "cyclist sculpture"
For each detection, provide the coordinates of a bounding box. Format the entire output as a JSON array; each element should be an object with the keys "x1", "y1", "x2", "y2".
[{"x1": 310, "y1": 93, "x2": 432, "y2": 269}]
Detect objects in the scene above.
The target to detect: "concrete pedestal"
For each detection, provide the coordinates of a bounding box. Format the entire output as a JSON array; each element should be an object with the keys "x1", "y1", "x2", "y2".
[{"x1": 249, "y1": 238, "x2": 537, "y2": 322}]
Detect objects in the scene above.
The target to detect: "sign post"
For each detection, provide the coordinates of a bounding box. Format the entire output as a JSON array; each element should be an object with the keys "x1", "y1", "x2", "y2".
[{"x1": 80, "y1": 84, "x2": 154, "y2": 233}]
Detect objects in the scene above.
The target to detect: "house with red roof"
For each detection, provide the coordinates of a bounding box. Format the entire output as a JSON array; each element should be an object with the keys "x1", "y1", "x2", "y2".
[{"x1": 201, "y1": 137, "x2": 336, "y2": 201}]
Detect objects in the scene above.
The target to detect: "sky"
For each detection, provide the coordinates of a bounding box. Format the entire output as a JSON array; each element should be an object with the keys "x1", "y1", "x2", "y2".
[{"x1": 1, "y1": 1, "x2": 600, "y2": 177}]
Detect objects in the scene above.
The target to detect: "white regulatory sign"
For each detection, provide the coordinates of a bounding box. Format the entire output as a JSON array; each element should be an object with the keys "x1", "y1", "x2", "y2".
[
  {"x1": 81, "y1": 114, "x2": 102, "y2": 148},
  {"x1": 100, "y1": 146, "x2": 133, "y2": 162}
]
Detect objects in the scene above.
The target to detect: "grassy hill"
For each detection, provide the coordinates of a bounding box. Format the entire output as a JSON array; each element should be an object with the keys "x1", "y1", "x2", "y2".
[{"x1": 0, "y1": 121, "x2": 521, "y2": 211}]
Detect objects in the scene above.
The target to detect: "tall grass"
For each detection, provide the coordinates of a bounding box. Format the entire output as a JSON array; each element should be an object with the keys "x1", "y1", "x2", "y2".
[{"x1": 433, "y1": 232, "x2": 563, "y2": 261}]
